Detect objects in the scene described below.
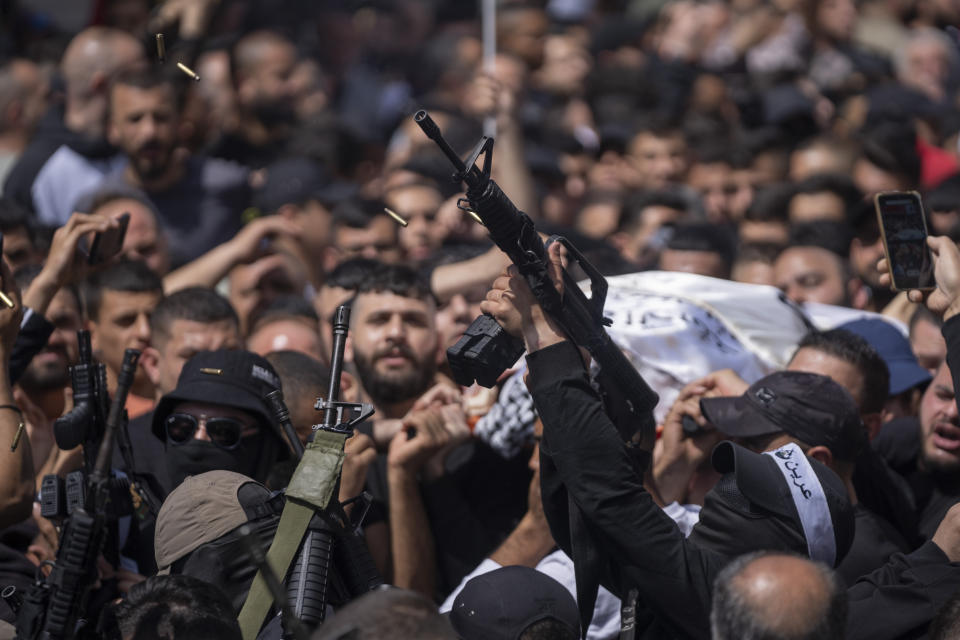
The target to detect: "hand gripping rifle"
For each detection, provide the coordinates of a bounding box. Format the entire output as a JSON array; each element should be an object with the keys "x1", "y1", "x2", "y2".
[
  {"x1": 11, "y1": 349, "x2": 140, "y2": 640},
  {"x1": 414, "y1": 110, "x2": 658, "y2": 448},
  {"x1": 239, "y1": 305, "x2": 381, "y2": 639},
  {"x1": 416, "y1": 111, "x2": 660, "y2": 638}
]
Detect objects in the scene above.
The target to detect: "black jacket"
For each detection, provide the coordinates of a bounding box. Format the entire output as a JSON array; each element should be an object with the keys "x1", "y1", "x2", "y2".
[{"x1": 526, "y1": 340, "x2": 960, "y2": 640}]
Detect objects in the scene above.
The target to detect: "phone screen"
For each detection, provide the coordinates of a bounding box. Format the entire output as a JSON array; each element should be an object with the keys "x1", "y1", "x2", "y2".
[{"x1": 875, "y1": 191, "x2": 935, "y2": 291}]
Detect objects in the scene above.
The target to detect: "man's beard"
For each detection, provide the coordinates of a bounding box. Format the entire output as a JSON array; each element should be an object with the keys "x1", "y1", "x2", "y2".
[
  {"x1": 19, "y1": 351, "x2": 70, "y2": 392},
  {"x1": 921, "y1": 444, "x2": 960, "y2": 476},
  {"x1": 130, "y1": 142, "x2": 173, "y2": 181},
  {"x1": 353, "y1": 344, "x2": 435, "y2": 407}
]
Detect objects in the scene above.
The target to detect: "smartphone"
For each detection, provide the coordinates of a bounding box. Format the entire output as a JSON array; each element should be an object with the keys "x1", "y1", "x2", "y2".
[
  {"x1": 87, "y1": 213, "x2": 130, "y2": 266},
  {"x1": 875, "y1": 191, "x2": 935, "y2": 291}
]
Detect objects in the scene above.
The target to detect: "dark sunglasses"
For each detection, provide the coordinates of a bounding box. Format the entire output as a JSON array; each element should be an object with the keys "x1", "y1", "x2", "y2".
[{"x1": 165, "y1": 413, "x2": 247, "y2": 450}]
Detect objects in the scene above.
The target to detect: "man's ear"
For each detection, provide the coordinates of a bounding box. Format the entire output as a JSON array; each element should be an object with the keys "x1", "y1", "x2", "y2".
[
  {"x1": 848, "y1": 277, "x2": 869, "y2": 310},
  {"x1": 806, "y1": 444, "x2": 834, "y2": 468},
  {"x1": 139, "y1": 346, "x2": 162, "y2": 388}
]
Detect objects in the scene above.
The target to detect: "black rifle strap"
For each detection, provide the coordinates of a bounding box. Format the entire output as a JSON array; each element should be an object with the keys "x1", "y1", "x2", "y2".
[{"x1": 568, "y1": 493, "x2": 599, "y2": 640}]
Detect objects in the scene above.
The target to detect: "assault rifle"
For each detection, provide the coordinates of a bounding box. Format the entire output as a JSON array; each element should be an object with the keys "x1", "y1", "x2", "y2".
[
  {"x1": 239, "y1": 305, "x2": 382, "y2": 639},
  {"x1": 10, "y1": 348, "x2": 140, "y2": 639},
  {"x1": 414, "y1": 110, "x2": 659, "y2": 448}
]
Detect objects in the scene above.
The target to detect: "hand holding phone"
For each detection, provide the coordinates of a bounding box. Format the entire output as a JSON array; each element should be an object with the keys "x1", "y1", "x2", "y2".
[
  {"x1": 87, "y1": 212, "x2": 130, "y2": 266},
  {"x1": 875, "y1": 191, "x2": 935, "y2": 291}
]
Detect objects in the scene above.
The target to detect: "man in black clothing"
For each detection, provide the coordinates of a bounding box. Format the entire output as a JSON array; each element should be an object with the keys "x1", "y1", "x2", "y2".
[
  {"x1": 482, "y1": 243, "x2": 960, "y2": 639},
  {"x1": 97, "y1": 68, "x2": 250, "y2": 267},
  {"x1": 151, "y1": 349, "x2": 290, "y2": 491},
  {"x1": 876, "y1": 359, "x2": 960, "y2": 540},
  {"x1": 698, "y1": 368, "x2": 911, "y2": 585}
]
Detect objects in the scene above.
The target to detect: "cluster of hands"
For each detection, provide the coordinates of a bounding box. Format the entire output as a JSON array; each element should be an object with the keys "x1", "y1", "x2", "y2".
[{"x1": 337, "y1": 382, "x2": 473, "y2": 503}]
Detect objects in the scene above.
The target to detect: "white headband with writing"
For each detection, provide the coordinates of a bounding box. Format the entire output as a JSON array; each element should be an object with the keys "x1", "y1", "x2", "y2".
[{"x1": 763, "y1": 443, "x2": 836, "y2": 566}]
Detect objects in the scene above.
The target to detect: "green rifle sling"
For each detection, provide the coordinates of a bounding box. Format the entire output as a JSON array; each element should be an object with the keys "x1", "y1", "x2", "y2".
[{"x1": 237, "y1": 429, "x2": 349, "y2": 639}]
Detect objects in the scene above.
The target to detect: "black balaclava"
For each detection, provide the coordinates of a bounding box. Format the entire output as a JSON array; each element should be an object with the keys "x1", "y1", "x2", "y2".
[{"x1": 166, "y1": 431, "x2": 270, "y2": 490}]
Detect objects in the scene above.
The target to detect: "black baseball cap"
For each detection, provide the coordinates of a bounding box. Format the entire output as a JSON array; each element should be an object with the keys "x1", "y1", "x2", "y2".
[
  {"x1": 152, "y1": 350, "x2": 283, "y2": 442},
  {"x1": 703, "y1": 441, "x2": 855, "y2": 567},
  {"x1": 449, "y1": 566, "x2": 580, "y2": 640},
  {"x1": 699, "y1": 371, "x2": 865, "y2": 461}
]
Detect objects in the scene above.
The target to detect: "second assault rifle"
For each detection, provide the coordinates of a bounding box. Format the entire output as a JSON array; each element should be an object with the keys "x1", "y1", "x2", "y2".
[
  {"x1": 8, "y1": 347, "x2": 140, "y2": 639},
  {"x1": 238, "y1": 305, "x2": 382, "y2": 640},
  {"x1": 414, "y1": 110, "x2": 659, "y2": 449}
]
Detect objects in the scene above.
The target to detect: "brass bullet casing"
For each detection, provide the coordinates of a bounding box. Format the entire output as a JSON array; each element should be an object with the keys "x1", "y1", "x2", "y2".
[
  {"x1": 156, "y1": 34, "x2": 166, "y2": 63},
  {"x1": 383, "y1": 207, "x2": 409, "y2": 227},
  {"x1": 177, "y1": 62, "x2": 200, "y2": 82}
]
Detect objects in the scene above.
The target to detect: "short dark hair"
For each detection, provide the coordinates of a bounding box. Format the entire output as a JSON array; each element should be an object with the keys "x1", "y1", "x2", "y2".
[
  {"x1": 619, "y1": 189, "x2": 691, "y2": 233},
  {"x1": 112, "y1": 574, "x2": 240, "y2": 640},
  {"x1": 794, "y1": 329, "x2": 890, "y2": 415},
  {"x1": 249, "y1": 295, "x2": 319, "y2": 336},
  {"x1": 355, "y1": 263, "x2": 435, "y2": 303},
  {"x1": 150, "y1": 287, "x2": 238, "y2": 346},
  {"x1": 733, "y1": 242, "x2": 782, "y2": 267},
  {"x1": 0, "y1": 196, "x2": 32, "y2": 232},
  {"x1": 332, "y1": 197, "x2": 388, "y2": 230},
  {"x1": 111, "y1": 66, "x2": 176, "y2": 93},
  {"x1": 792, "y1": 173, "x2": 863, "y2": 218},
  {"x1": 788, "y1": 221, "x2": 853, "y2": 259},
  {"x1": 665, "y1": 223, "x2": 736, "y2": 270},
  {"x1": 326, "y1": 258, "x2": 384, "y2": 290},
  {"x1": 859, "y1": 119, "x2": 921, "y2": 186},
  {"x1": 264, "y1": 350, "x2": 330, "y2": 408},
  {"x1": 744, "y1": 184, "x2": 792, "y2": 223},
  {"x1": 83, "y1": 259, "x2": 163, "y2": 321},
  {"x1": 711, "y1": 551, "x2": 847, "y2": 640}
]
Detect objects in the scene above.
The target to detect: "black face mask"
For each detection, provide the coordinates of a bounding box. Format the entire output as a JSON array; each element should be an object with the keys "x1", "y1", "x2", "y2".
[
  {"x1": 688, "y1": 474, "x2": 806, "y2": 559},
  {"x1": 166, "y1": 432, "x2": 267, "y2": 489}
]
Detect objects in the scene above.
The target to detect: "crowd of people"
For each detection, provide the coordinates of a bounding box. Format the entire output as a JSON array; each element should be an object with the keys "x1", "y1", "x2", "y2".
[{"x1": 2, "y1": 0, "x2": 960, "y2": 638}]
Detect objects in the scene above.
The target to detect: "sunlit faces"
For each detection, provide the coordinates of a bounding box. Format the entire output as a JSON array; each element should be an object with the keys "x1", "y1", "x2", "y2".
[{"x1": 349, "y1": 291, "x2": 438, "y2": 406}]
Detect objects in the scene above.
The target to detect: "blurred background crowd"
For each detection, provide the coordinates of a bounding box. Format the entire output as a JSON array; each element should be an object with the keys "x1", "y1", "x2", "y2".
[{"x1": 2, "y1": 0, "x2": 960, "y2": 638}]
